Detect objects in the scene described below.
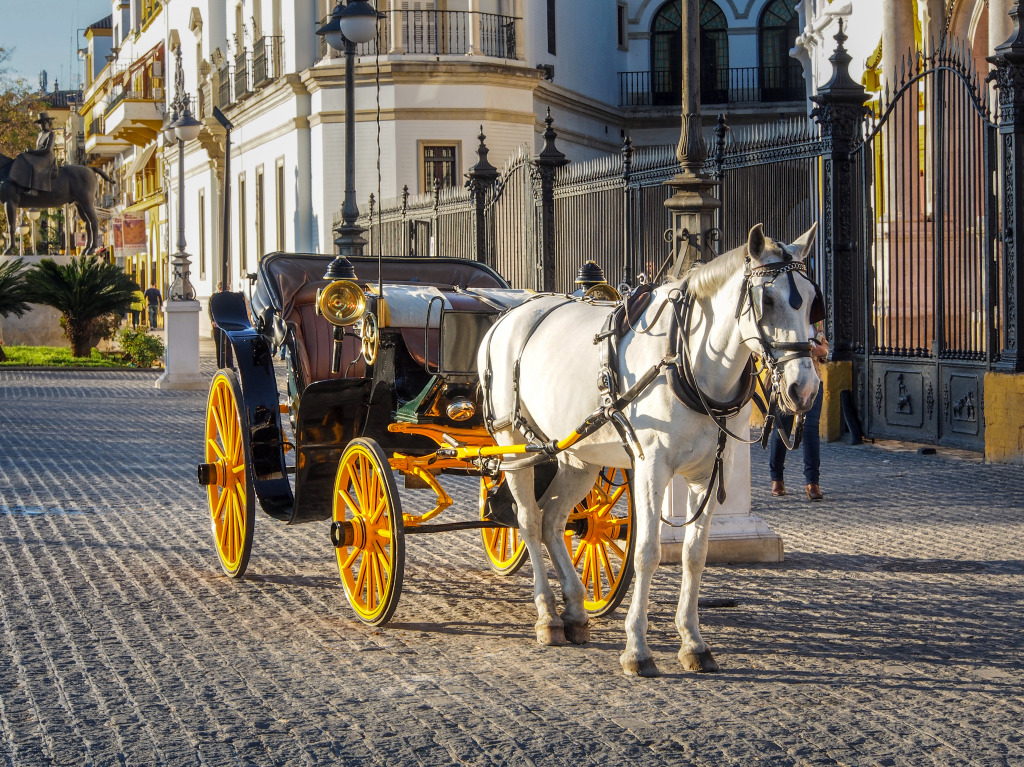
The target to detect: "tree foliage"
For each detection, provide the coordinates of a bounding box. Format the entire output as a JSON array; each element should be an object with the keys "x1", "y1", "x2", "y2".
[
  {"x1": 0, "y1": 257, "x2": 31, "y2": 318},
  {"x1": 23, "y1": 255, "x2": 139, "y2": 357}
]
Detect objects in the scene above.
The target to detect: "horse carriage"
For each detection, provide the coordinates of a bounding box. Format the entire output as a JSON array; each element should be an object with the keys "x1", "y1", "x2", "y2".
[
  {"x1": 200, "y1": 222, "x2": 824, "y2": 675},
  {"x1": 199, "y1": 252, "x2": 636, "y2": 626}
]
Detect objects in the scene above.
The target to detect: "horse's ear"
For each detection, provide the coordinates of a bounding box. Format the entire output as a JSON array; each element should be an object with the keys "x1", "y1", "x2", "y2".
[
  {"x1": 746, "y1": 224, "x2": 765, "y2": 260},
  {"x1": 790, "y1": 222, "x2": 818, "y2": 262}
]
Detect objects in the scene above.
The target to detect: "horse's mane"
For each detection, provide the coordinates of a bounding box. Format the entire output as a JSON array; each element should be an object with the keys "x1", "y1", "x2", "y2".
[{"x1": 685, "y1": 244, "x2": 746, "y2": 300}]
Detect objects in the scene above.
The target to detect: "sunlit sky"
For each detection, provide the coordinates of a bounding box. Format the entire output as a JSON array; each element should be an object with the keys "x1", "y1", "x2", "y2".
[{"x1": 0, "y1": 0, "x2": 113, "y2": 91}]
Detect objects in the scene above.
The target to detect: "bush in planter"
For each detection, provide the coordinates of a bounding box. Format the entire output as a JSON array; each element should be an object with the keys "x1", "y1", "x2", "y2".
[{"x1": 118, "y1": 327, "x2": 165, "y2": 368}]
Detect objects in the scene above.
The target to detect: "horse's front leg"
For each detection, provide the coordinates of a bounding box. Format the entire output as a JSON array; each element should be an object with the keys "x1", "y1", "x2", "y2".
[
  {"x1": 619, "y1": 460, "x2": 671, "y2": 677},
  {"x1": 539, "y1": 461, "x2": 599, "y2": 645},
  {"x1": 675, "y1": 477, "x2": 720, "y2": 673},
  {"x1": 505, "y1": 468, "x2": 565, "y2": 646}
]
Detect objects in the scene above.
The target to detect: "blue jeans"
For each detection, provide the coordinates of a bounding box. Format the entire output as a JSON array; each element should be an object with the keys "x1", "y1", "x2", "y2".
[
  {"x1": 147, "y1": 305, "x2": 159, "y2": 329},
  {"x1": 769, "y1": 382, "x2": 823, "y2": 486}
]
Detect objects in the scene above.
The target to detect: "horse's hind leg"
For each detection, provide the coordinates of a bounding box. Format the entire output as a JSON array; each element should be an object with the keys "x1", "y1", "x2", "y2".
[
  {"x1": 505, "y1": 467, "x2": 565, "y2": 646},
  {"x1": 675, "y1": 478, "x2": 720, "y2": 673},
  {"x1": 539, "y1": 461, "x2": 599, "y2": 644},
  {"x1": 3, "y1": 197, "x2": 17, "y2": 255}
]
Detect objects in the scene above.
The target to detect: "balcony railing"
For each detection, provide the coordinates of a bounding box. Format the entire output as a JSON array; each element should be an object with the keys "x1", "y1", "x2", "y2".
[
  {"x1": 217, "y1": 60, "x2": 232, "y2": 108},
  {"x1": 618, "y1": 64, "x2": 805, "y2": 107},
  {"x1": 316, "y1": 10, "x2": 519, "y2": 61},
  {"x1": 253, "y1": 35, "x2": 284, "y2": 87},
  {"x1": 87, "y1": 116, "x2": 104, "y2": 138},
  {"x1": 234, "y1": 52, "x2": 251, "y2": 99}
]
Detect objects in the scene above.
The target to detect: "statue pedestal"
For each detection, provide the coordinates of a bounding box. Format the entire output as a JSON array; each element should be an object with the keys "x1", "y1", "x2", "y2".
[
  {"x1": 659, "y1": 408, "x2": 784, "y2": 564},
  {"x1": 155, "y1": 300, "x2": 206, "y2": 390}
]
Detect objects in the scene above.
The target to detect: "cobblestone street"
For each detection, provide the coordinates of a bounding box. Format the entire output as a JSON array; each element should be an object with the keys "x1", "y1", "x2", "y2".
[{"x1": 0, "y1": 360, "x2": 1022, "y2": 766}]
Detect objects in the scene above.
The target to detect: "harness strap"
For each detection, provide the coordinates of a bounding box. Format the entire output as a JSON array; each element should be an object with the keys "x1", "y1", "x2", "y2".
[{"x1": 660, "y1": 431, "x2": 728, "y2": 527}]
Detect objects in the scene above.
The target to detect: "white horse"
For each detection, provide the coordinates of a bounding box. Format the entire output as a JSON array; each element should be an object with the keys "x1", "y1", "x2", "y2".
[{"x1": 479, "y1": 223, "x2": 822, "y2": 676}]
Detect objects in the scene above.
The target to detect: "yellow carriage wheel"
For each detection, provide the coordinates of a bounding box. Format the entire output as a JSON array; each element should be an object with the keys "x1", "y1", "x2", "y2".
[
  {"x1": 332, "y1": 438, "x2": 405, "y2": 626},
  {"x1": 204, "y1": 370, "x2": 255, "y2": 578},
  {"x1": 567, "y1": 468, "x2": 635, "y2": 618},
  {"x1": 479, "y1": 475, "x2": 528, "y2": 575}
]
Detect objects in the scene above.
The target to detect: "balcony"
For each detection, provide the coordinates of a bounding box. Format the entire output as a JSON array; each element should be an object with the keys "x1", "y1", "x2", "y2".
[
  {"x1": 104, "y1": 88, "x2": 163, "y2": 146},
  {"x1": 317, "y1": 10, "x2": 520, "y2": 60},
  {"x1": 618, "y1": 64, "x2": 805, "y2": 108},
  {"x1": 252, "y1": 36, "x2": 284, "y2": 88},
  {"x1": 234, "y1": 51, "x2": 251, "y2": 100},
  {"x1": 84, "y1": 113, "x2": 130, "y2": 156}
]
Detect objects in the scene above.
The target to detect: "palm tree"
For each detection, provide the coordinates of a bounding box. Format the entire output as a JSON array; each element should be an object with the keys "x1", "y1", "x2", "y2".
[
  {"x1": 0, "y1": 257, "x2": 31, "y2": 319},
  {"x1": 23, "y1": 255, "x2": 139, "y2": 357}
]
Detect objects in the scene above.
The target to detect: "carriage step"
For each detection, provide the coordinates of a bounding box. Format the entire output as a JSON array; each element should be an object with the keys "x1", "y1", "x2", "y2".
[{"x1": 404, "y1": 520, "x2": 512, "y2": 535}]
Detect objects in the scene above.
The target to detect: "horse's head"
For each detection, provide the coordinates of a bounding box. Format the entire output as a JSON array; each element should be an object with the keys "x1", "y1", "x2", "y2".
[{"x1": 739, "y1": 223, "x2": 823, "y2": 414}]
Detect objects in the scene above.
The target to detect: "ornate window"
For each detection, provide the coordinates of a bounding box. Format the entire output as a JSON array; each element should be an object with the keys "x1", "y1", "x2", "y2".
[
  {"x1": 758, "y1": 0, "x2": 803, "y2": 101},
  {"x1": 650, "y1": 0, "x2": 729, "y2": 106}
]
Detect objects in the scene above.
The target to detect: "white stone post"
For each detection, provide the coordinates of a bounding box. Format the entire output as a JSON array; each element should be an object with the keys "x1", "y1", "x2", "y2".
[{"x1": 660, "y1": 404, "x2": 784, "y2": 564}]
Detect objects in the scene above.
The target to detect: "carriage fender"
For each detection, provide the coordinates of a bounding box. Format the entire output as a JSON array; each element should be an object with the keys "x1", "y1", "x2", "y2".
[{"x1": 209, "y1": 290, "x2": 294, "y2": 519}]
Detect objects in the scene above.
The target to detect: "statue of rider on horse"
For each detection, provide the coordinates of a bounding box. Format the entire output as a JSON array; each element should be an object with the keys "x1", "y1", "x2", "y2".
[
  {"x1": 0, "y1": 111, "x2": 112, "y2": 255},
  {"x1": 8, "y1": 112, "x2": 58, "y2": 197}
]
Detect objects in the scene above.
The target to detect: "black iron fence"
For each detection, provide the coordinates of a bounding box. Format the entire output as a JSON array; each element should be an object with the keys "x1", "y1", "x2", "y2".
[{"x1": 216, "y1": 60, "x2": 232, "y2": 108}]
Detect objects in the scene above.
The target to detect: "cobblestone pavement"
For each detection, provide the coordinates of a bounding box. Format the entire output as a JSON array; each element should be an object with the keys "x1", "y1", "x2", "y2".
[{"x1": 0, "y1": 356, "x2": 1022, "y2": 766}]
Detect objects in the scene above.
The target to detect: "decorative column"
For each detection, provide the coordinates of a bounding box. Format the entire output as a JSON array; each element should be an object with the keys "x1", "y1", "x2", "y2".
[
  {"x1": 662, "y1": 0, "x2": 720, "y2": 279},
  {"x1": 157, "y1": 45, "x2": 205, "y2": 391},
  {"x1": 810, "y1": 21, "x2": 869, "y2": 361},
  {"x1": 465, "y1": 126, "x2": 499, "y2": 266},
  {"x1": 532, "y1": 109, "x2": 568, "y2": 292},
  {"x1": 984, "y1": 4, "x2": 1024, "y2": 464},
  {"x1": 658, "y1": 0, "x2": 777, "y2": 564}
]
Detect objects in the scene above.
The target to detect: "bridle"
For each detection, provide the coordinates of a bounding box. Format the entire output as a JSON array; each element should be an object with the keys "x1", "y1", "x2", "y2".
[{"x1": 736, "y1": 250, "x2": 825, "y2": 450}]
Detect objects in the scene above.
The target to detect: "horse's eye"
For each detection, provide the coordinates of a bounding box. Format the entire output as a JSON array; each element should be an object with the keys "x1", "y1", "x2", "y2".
[{"x1": 762, "y1": 293, "x2": 775, "y2": 308}]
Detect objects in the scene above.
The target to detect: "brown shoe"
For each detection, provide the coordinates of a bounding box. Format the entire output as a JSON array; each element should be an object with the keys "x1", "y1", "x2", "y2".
[
  {"x1": 805, "y1": 484, "x2": 824, "y2": 501},
  {"x1": 771, "y1": 480, "x2": 786, "y2": 497}
]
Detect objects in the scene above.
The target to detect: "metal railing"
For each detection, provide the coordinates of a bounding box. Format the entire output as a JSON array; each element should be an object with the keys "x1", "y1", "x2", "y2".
[
  {"x1": 217, "y1": 60, "x2": 232, "y2": 107},
  {"x1": 105, "y1": 88, "x2": 161, "y2": 115},
  {"x1": 234, "y1": 51, "x2": 251, "y2": 99},
  {"x1": 316, "y1": 10, "x2": 519, "y2": 61},
  {"x1": 87, "y1": 116, "x2": 104, "y2": 138},
  {"x1": 618, "y1": 64, "x2": 805, "y2": 107},
  {"x1": 253, "y1": 35, "x2": 284, "y2": 87}
]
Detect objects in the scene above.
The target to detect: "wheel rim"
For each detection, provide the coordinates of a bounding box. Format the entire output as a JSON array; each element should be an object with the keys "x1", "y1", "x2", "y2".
[
  {"x1": 205, "y1": 373, "x2": 253, "y2": 576},
  {"x1": 479, "y1": 475, "x2": 527, "y2": 575},
  {"x1": 333, "y1": 440, "x2": 403, "y2": 625},
  {"x1": 567, "y1": 468, "x2": 633, "y2": 617}
]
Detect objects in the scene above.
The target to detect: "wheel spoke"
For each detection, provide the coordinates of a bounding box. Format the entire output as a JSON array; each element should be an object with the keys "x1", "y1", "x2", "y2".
[
  {"x1": 336, "y1": 486, "x2": 361, "y2": 519},
  {"x1": 354, "y1": 555, "x2": 369, "y2": 602},
  {"x1": 598, "y1": 542, "x2": 615, "y2": 586},
  {"x1": 341, "y1": 545, "x2": 360, "y2": 570}
]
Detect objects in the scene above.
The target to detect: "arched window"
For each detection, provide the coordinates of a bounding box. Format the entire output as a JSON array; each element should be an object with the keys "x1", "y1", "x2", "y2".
[
  {"x1": 650, "y1": 0, "x2": 729, "y2": 106},
  {"x1": 758, "y1": 0, "x2": 802, "y2": 101}
]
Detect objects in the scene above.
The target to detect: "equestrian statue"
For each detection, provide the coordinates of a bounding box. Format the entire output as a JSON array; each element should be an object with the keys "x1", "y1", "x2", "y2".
[{"x1": 0, "y1": 111, "x2": 113, "y2": 255}]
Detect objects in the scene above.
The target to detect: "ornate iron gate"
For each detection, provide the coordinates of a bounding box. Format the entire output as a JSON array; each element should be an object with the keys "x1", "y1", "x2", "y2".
[{"x1": 850, "y1": 45, "x2": 999, "y2": 449}]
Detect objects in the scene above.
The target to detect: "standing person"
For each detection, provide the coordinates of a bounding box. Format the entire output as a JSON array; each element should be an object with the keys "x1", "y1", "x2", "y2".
[
  {"x1": 769, "y1": 329, "x2": 829, "y2": 501},
  {"x1": 143, "y1": 282, "x2": 162, "y2": 330},
  {"x1": 130, "y1": 288, "x2": 144, "y2": 329}
]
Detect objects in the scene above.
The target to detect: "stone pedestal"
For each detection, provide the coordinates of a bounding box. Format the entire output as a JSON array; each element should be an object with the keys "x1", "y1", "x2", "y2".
[
  {"x1": 155, "y1": 300, "x2": 206, "y2": 390},
  {"x1": 660, "y1": 408, "x2": 784, "y2": 564}
]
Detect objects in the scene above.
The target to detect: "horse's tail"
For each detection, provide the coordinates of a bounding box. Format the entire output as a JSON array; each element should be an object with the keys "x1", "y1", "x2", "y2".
[{"x1": 90, "y1": 167, "x2": 114, "y2": 184}]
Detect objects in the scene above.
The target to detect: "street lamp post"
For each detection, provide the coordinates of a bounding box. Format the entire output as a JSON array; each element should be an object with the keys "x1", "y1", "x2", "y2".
[
  {"x1": 156, "y1": 44, "x2": 205, "y2": 391},
  {"x1": 317, "y1": 1, "x2": 382, "y2": 265}
]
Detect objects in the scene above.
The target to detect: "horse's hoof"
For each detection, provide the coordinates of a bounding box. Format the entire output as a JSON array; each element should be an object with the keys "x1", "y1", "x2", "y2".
[
  {"x1": 563, "y1": 621, "x2": 590, "y2": 645},
  {"x1": 679, "y1": 649, "x2": 719, "y2": 673},
  {"x1": 620, "y1": 656, "x2": 660, "y2": 677},
  {"x1": 536, "y1": 625, "x2": 567, "y2": 646}
]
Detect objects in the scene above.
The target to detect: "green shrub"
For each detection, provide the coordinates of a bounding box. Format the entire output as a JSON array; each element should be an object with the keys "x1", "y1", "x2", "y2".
[
  {"x1": 0, "y1": 345, "x2": 126, "y2": 368},
  {"x1": 118, "y1": 327, "x2": 165, "y2": 368}
]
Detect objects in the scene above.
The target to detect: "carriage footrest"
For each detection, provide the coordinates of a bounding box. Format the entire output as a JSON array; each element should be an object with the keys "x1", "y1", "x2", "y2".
[{"x1": 405, "y1": 520, "x2": 510, "y2": 535}]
